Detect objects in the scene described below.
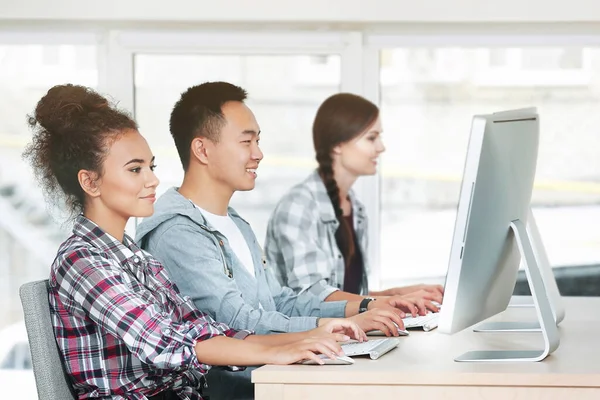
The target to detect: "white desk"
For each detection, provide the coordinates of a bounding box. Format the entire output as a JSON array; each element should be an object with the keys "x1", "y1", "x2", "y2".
[{"x1": 252, "y1": 297, "x2": 600, "y2": 399}]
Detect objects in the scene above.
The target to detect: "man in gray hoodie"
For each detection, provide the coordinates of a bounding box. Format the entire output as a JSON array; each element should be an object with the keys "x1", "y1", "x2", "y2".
[{"x1": 135, "y1": 82, "x2": 416, "y2": 399}]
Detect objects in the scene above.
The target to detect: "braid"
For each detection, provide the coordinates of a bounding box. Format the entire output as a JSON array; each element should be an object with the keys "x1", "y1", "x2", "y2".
[
  {"x1": 317, "y1": 151, "x2": 342, "y2": 219},
  {"x1": 317, "y1": 151, "x2": 355, "y2": 267}
]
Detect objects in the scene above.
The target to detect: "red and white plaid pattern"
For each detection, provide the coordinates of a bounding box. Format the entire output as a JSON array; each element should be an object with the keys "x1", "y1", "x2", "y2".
[{"x1": 49, "y1": 215, "x2": 251, "y2": 399}]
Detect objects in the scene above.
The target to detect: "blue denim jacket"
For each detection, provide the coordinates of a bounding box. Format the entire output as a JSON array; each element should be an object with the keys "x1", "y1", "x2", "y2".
[{"x1": 135, "y1": 188, "x2": 347, "y2": 399}]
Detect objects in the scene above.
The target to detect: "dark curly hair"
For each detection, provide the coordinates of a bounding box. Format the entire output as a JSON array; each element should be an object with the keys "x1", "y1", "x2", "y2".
[
  {"x1": 169, "y1": 81, "x2": 247, "y2": 171},
  {"x1": 313, "y1": 93, "x2": 379, "y2": 267},
  {"x1": 22, "y1": 84, "x2": 137, "y2": 217}
]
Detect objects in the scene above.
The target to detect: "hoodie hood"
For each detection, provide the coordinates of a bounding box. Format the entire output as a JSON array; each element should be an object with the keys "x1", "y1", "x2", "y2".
[{"x1": 135, "y1": 187, "x2": 245, "y2": 246}]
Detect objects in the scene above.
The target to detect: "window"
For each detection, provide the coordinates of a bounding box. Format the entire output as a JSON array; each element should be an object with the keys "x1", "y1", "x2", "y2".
[
  {"x1": 378, "y1": 46, "x2": 600, "y2": 286},
  {"x1": 134, "y1": 54, "x2": 341, "y2": 240},
  {"x1": 474, "y1": 47, "x2": 591, "y2": 86},
  {"x1": 0, "y1": 43, "x2": 98, "y2": 331}
]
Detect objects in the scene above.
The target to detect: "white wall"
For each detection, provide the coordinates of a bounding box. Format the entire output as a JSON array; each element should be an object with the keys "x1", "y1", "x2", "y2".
[{"x1": 2, "y1": 0, "x2": 600, "y2": 23}]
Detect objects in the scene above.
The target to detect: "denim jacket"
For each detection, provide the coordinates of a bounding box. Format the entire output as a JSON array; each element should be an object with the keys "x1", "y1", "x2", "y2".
[{"x1": 135, "y1": 187, "x2": 347, "y2": 399}]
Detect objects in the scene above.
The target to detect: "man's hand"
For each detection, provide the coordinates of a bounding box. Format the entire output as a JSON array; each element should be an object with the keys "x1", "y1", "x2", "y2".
[
  {"x1": 348, "y1": 309, "x2": 405, "y2": 336},
  {"x1": 386, "y1": 294, "x2": 439, "y2": 316}
]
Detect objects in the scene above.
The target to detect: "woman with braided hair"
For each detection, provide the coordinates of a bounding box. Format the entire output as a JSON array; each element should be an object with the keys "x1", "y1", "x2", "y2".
[{"x1": 265, "y1": 93, "x2": 444, "y2": 313}]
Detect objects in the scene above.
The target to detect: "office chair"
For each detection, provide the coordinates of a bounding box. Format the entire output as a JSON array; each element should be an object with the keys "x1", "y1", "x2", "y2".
[{"x1": 19, "y1": 279, "x2": 77, "y2": 400}]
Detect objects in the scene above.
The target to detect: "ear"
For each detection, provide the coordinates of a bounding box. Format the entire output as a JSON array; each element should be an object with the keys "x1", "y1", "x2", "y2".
[
  {"x1": 332, "y1": 143, "x2": 343, "y2": 156},
  {"x1": 78, "y1": 169, "x2": 101, "y2": 198},
  {"x1": 191, "y1": 137, "x2": 210, "y2": 165}
]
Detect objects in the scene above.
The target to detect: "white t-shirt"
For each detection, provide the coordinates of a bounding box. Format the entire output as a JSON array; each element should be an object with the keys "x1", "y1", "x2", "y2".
[{"x1": 195, "y1": 204, "x2": 256, "y2": 278}]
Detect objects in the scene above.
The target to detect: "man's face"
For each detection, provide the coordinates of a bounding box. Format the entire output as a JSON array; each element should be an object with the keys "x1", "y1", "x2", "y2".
[{"x1": 205, "y1": 101, "x2": 263, "y2": 192}]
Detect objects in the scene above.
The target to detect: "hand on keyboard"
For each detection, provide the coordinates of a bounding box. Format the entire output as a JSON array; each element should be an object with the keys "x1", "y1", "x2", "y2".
[
  {"x1": 349, "y1": 308, "x2": 407, "y2": 336},
  {"x1": 390, "y1": 283, "x2": 444, "y2": 302}
]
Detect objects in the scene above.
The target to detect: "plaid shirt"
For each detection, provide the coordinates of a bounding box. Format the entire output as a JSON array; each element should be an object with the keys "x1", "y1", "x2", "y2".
[
  {"x1": 265, "y1": 170, "x2": 370, "y2": 300},
  {"x1": 49, "y1": 215, "x2": 252, "y2": 400}
]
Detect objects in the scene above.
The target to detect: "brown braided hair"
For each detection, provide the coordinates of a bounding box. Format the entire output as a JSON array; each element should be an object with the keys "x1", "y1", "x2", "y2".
[{"x1": 313, "y1": 93, "x2": 379, "y2": 266}]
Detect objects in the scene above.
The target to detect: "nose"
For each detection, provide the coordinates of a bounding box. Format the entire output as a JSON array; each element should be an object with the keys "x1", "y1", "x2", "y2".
[
  {"x1": 146, "y1": 170, "x2": 160, "y2": 188},
  {"x1": 252, "y1": 142, "x2": 264, "y2": 162},
  {"x1": 377, "y1": 137, "x2": 386, "y2": 154}
]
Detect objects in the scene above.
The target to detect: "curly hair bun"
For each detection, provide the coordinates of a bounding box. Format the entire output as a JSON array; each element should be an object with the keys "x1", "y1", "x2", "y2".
[
  {"x1": 29, "y1": 84, "x2": 110, "y2": 135},
  {"x1": 23, "y1": 84, "x2": 137, "y2": 217}
]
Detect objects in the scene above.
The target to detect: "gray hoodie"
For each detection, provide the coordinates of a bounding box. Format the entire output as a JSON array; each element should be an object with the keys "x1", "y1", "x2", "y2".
[{"x1": 135, "y1": 188, "x2": 347, "y2": 399}]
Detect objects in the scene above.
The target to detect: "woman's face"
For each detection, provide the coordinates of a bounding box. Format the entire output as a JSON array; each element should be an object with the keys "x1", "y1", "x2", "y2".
[
  {"x1": 91, "y1": 129, "x2": 159, "y2": 219},
  {"x1": 335, "y1": 116, "x2": 385, "y2": 177}
]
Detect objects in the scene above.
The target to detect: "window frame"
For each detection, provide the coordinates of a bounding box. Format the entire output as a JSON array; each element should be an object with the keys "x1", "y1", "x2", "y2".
[{"x1": 364, "y1": 32, "x2": 600, "y2": 288}]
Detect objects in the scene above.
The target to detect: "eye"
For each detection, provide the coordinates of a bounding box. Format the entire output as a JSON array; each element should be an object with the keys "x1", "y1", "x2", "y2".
[
  {"x1": 130, "y1": 167, "x2": 141, "y2": 173},
  {"x1": 256, "y1": 139, "x2": 260, "y2": 146},
  {"x1": 150, "y1": 164, "x2": 157, "y2": 171},
  {"x1": 242, "y1": 140, "x2": 252, "y2": 144}
]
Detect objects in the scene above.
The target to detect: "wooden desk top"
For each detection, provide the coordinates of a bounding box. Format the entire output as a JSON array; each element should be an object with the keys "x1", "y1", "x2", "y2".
[{"x1": 252, "y1": 297, "x2": 600, "y2": 388}]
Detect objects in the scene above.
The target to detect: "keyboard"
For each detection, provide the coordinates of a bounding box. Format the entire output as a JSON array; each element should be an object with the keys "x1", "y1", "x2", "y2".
[
  {"x1": 340, "y1": 338, "x2": 400, "y2": 360},
  {"x1": 403, "y1": 312, "x2": 439, "y2": 332}
]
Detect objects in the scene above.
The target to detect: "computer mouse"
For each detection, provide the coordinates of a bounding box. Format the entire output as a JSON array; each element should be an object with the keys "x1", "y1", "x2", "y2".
[{"x1": 300, "y1": 354, "x2": 355, "y2": 365}]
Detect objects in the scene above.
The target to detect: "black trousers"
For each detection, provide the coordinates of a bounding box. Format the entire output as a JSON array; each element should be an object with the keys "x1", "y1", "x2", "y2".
[{"x1": 148, "y1": 390, "x2": 179, "y2": 400}]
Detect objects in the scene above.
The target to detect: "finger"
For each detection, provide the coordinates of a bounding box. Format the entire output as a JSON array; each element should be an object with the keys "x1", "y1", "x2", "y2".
[
  {"x1": 303, "y1": 350, "x2": 324, "y2": 365},
  {"x1": 314, "y1": 340, "x2": 343, "y2": 357},
  {"x1": 334, "y1": 333, "x2": 351, "y2": 342},
  {"x1": 417, "y1": 301, "x2": 427, "y2": 315},
  {"x1": 387, "y1": 312, "x2": 405, "y2": 329},
  {"x1": 425, "y1": 300, "x2": 439, "y2": 313},
  {"x1": 389, "y1": 299, "x2": 416, "y2": 316},
  {"x1": 402, "y1": 301, "x2": 418, "y2": 317},
  {"x1": 376, "y1": 317, "x2": 399, "y2": 337},
  {"x1": 374, "y1": 321, "x2": 393, "y2": 337},
  {"x1": 346, "y1": 323, "x2": 364, "y2": 342},
  {"x1": 424, "y1": 291, "x2": 443, "y2": 303},
  {"x1": 327, "y1": 319, "x2": 356, "y2": 333},
  {"x1": 389, "y1": 306, "x2": 406, "y2": 319},
  {"x1": 395, "y1": 317, "x2": 406, "y2": 330},
  {"x1": 358, "y1": 327, "x2": 368, "y2": 342}
]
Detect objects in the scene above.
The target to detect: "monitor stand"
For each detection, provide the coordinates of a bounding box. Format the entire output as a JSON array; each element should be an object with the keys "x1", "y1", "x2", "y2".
[
  {"x1": 474, "y1": 209, "x2": 565, "y2": 333},
  {"x1": 454, "y1": 219, "x2": 560, "y2": 362}
]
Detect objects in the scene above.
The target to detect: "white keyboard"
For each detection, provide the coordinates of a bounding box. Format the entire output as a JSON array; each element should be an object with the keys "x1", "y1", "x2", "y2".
[
  {"x1": 341, "y1": 338, "x2": 400, "y2": 360},
  {"x1": 403, "y1": 312, "x2": 439, "y2": 331}
]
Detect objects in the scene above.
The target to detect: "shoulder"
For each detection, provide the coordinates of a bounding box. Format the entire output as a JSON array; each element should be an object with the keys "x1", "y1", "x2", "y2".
[
  {"x1": 272, "y1": 177, "x2": 319, "y2": 219},
  {"x1": 51, "y1": 236, "x2": 121, "y2": 286}
]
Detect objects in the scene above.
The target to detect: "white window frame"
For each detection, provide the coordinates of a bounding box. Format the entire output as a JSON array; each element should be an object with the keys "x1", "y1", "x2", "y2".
[
  {"x1": 105, "y1": 30, "x2": 372, "y2": 242},
  {"x1": 474, "y1": 47, "x2": 592, "y2": 87},
  {"x1": 364, "y1": 32, "x2": 600, "y2": 288},
  {"x1": 0, "y1": 30, "x2": 105, "y2": 262}
]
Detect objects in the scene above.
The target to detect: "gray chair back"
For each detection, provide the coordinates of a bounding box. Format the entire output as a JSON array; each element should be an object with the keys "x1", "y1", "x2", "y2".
[{"x1": 19, "y1": 279, "x2": 77, "y2": 400}]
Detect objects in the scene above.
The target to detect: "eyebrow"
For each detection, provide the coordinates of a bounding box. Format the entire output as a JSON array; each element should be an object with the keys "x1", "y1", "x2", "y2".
[
  {"x1": 241, "y1": 130, "x2": 261, "y2": 136},
  {"x1": 123, "y1": 156, "x2": 155, "y2": 167}
]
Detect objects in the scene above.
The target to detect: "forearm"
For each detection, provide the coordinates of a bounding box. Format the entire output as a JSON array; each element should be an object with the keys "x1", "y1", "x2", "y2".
[
  {"x1": 369, "y1": 289, "x2": 397, "y2": 297},
  {"x1": 194, "y1": 336, "x2": 272, "y2": 366},
  {"x1": 325, "y1": 290, "x2": 364, "y2": 302},
  {"x1": 245, "y1": 331, "x2": 308, "y2": 346}
]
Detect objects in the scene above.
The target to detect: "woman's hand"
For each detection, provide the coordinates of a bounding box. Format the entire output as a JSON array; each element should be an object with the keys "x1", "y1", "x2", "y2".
[
  {"x1": 264, "y1": 336, "x2": 345, "y2": 365},
  {"x1": 314, "y1": 318, "x2": 367, "y2": 342},
  {"x1": 392, "y1": 284, "x2": 444, "y2": 302}
]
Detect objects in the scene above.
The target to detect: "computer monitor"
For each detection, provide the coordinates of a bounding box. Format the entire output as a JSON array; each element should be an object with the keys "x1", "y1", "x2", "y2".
[{"x1": 437, "y1": 108, "x2": 560, "y2": 362}]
